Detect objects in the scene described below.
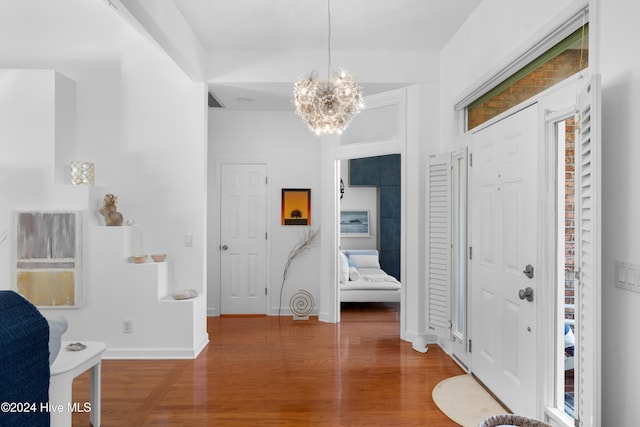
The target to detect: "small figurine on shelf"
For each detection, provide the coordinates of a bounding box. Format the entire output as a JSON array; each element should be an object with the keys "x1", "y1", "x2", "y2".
[{"x1": 99, "y1": 193, "x2": 124, "y2": 226}]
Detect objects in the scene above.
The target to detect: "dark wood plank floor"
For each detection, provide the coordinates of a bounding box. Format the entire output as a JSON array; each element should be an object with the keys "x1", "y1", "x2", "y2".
[{"x1": 71, "y1": 303, "x2": 464, "y2": 426}]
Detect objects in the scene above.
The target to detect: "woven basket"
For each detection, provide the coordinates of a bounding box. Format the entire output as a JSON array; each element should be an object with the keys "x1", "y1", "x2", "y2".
[{"x1": 479, "y1": 414, "x2": 551, "y2": 427}]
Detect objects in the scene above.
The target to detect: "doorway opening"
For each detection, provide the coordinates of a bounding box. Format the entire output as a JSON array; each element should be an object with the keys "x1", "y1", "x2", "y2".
[{"x1": 338, "y1": 154, "x2": 402, "y2": 319}]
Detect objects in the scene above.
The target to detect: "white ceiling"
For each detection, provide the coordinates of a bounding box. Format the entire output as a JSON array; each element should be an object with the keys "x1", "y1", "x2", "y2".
[
  {"x1": 0, "y1": 0, "x2": 482, "y2": 111},
  {"x1": 0, "y1": 0, "x2": 480, "y2": 57},
  {"x1": 173, "y1": 0, "x2": 481, "y2": 52},
  {"x1": 172, "y1": 0, "x2": 482, "y2": 110}
]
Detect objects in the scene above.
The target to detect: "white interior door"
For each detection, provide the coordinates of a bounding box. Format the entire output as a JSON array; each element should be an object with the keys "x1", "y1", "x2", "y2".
[
  {"x1": 471, "y1": 104, "x2": 538, "y2": 416},
  {"x1": 220, "y1": 164, "x2": 268, "y2": 314}
]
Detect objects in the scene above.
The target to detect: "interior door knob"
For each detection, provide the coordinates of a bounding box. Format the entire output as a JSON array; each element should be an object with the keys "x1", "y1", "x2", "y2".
[
  {"x1": 221, "y1": 244, "x2": 229, "y2": 250},
  {"x1": 518, "y1": 287, "x2": 534, "y2": 302}
]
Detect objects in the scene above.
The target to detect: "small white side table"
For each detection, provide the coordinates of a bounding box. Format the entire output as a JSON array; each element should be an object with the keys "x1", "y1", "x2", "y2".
[{"x1": 49, "y1": 341, "x2": 106, "y2": 427}]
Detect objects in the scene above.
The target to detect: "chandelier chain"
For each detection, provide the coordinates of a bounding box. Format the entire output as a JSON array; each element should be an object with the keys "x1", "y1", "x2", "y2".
[
  {"x1": 293, "y1": 0, "x2": 363, "y2": 135},
  {"x1": 327, "y1": 0, "x2": 331, "y2": 80}
]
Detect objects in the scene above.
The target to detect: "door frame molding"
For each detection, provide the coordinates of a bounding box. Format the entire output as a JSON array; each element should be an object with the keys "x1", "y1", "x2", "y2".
[
  {"x1": 466, "y1": 72, "x2": 588, "y2": 422},
  {"x1": 467, "y1": 72, "x2": 589, "y2": 423},
  {"x1": 450, "y1": 147, "x2": 471, "y2": 370},
  {"x1": 537, "y1": 73, "x2": 592, "y2": 426},
  {"x1": 540, "y1": 103, "x2": 577, "y2": 427},
  {"x1": 537, "y1": 72, "x2": 601, "y2": 427},
  {"x1": 318, "y1": 88, "x2": 409, "y2": 340}
]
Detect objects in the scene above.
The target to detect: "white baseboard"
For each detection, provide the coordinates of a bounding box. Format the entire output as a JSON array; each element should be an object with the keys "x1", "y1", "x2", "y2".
[
  {"x1": 102, "y1": 334, "x2": 209, "y2": 360},
  {"x1": 269, "y1": 307, "x2": 320, "y2": 317}
]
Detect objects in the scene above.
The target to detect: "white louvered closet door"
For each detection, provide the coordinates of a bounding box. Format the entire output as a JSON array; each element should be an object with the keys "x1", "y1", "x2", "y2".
[
  {"x1": 575, "y1": 75, "x2": 601, "y2": 427},
  {"x1": 427, "y1": 153, "x2": 451, "y2": 337}
]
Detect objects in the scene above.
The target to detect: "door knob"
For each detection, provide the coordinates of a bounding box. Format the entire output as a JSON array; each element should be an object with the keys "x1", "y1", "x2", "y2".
[
  {"x1": 221, "y1": 244, "x2": 229, "y2": 250},
  {"x1": 518, "y1": 287, "x2": 534, "y2": 302},
  {"x1": 523, "y1": 264, "x2": 534, "y2": 279}
]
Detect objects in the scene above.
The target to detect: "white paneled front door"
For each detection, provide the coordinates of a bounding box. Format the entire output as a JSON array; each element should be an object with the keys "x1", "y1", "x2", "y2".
[
  {"x1": 220, "y1": 164, "x2": 268, "y2": 314},
  {"x1": 471, "y1": 104, "x2": 538, "y2": 416}
]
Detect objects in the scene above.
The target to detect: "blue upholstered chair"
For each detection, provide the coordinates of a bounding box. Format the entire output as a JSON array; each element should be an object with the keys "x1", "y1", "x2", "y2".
[{"x1": 0, "y1": 290, "x2": 51, "y2": 426}]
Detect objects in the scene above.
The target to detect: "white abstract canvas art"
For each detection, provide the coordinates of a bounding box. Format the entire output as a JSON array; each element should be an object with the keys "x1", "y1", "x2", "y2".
[{"x1": 13, "y1": 211, "x2": 82, "y2": 308}]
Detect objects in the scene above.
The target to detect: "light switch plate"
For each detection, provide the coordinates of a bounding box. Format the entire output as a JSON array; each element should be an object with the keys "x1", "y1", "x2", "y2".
[{"x1": 615, "y1": 260, "x2": 640, "y2": 294}]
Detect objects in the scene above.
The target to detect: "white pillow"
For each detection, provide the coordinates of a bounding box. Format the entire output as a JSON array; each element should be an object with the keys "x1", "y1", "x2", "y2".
[
  {"x1": 349, "y1": 266, "x2": 361, "y2": 281},
  {"x1": 46, "y1": 316, "x2": 68, "y2": 366},
  {"x1": 349, "y1": 254, "x2": 380, "y2": 269},
  {"x1": 338, "y1": 251, "x2": 349, "y2": 283}
]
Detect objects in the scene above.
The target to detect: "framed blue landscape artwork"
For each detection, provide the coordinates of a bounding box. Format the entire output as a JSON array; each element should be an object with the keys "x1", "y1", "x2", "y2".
[{"x1": 340, "y1": 210, "x2": 370, "y2": 236}]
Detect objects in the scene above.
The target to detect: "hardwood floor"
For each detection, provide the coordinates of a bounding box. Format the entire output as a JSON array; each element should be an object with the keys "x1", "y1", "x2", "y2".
[{"x1": 71, "y1": 303, "x2": 464, "y2": 426}]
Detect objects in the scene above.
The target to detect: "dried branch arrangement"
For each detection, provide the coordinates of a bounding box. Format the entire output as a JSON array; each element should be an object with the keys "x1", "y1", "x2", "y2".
[{"x1": 279, "y1": 228, "x2": 320, "y2": 316}]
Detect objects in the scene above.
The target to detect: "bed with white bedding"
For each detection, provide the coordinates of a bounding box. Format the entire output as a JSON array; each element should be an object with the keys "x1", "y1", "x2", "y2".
[{"x1": 339, "y1": 250, "x2": 401, "y2": 302}]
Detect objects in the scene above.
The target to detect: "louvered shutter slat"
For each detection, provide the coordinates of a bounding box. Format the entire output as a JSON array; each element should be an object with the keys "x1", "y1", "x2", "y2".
[
  {"x1": 575, "y1": 75, "x2": 601, "y2": 427},
  {"x1": 427, "y1": 153, "x2": 451, "y2": 334}
]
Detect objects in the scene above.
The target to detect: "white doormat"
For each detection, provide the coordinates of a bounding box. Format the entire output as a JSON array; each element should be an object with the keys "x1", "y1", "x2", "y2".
[{"x1": 432, "y1": 374, "x2": 508, "y2": 427}]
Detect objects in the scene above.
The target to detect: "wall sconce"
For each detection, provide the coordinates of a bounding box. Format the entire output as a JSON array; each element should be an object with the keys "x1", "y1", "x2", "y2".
[{"x1": 70, "y1": 161, "x2": 95, "y2": 185}]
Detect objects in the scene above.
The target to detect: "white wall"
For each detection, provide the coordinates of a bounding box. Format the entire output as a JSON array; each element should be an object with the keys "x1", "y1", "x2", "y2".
[
  {"x1": 0, "y1": 70, "x2": 57, "y2": 250},
  {"x1": 0, "y1": 0, "x2": 208, "y2": 358},
  {"x1": 597, "y1": 1, "x2": 640, "y2": 425},
  {"x1": 207, "y1": 110, "x2": 321, "y2": 315}
]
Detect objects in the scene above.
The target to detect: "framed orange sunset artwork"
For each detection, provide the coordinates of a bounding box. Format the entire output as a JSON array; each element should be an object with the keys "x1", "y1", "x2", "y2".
[{"x1": 281, "y1": 188, "x2": 311, "y2": 225}]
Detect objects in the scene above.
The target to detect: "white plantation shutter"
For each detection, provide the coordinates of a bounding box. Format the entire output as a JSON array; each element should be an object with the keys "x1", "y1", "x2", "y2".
[
  {"x1": 575, "y1": 75, "x2": 601, "y2": 427},
  {"x1": 427, "y1": 153, "x2": 451, "y2": 336}
]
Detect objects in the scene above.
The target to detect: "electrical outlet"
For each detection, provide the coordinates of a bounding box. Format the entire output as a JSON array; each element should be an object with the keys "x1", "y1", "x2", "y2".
[{"x1": 123, "y1": 319, "x2": 133, "y2": 334}]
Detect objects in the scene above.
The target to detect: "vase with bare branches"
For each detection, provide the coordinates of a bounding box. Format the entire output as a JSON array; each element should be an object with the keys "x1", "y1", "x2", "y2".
[{"x1": 279, "y1": 227, "x2": 320, "y2": 316}]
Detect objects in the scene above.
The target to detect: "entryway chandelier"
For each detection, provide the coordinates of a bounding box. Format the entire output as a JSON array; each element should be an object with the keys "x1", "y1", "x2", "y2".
[{"x1": 293, "y1": 0, "x2": 363, "y2": 135}]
